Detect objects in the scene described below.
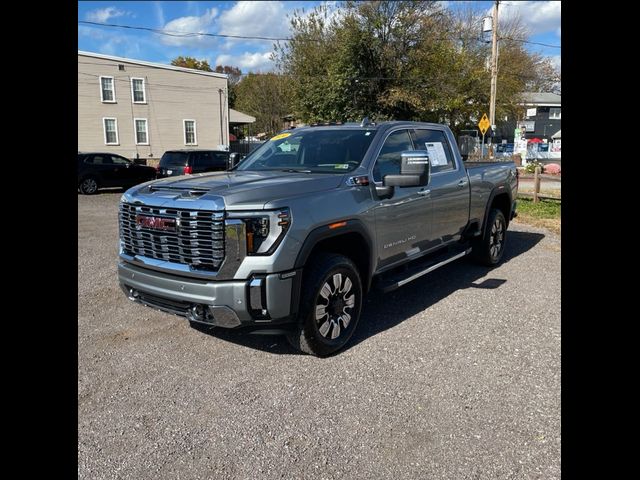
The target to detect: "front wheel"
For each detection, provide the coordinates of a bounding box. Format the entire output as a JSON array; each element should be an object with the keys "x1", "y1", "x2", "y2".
[
  {"x1": 471, "y1": 208, "x2": 507, "y2": 266},
  {"x1": 286, "y1": 253, "x2": 362, "y2": 357}
]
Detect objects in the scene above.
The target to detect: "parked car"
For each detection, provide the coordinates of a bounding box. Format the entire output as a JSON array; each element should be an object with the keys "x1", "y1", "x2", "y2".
[
  {"x1": 156, "y1": 149, "x2": 230, "y2": 178},
  {"x1": 78, "y1": 152, "x2": 156, "y2": 195},
  {"x1": 118, "y1": 121, "x2": 517, "y2": 356}
]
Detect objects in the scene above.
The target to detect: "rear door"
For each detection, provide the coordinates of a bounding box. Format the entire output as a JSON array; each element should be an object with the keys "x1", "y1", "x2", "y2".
[
  {"x1": 158, "y1": 152, "x2": 188, "y2": 176},
  {"x1": 411, "y1": 128, "x2": 469, "y2": 245},
  {"x1": 109, "y1": 154, "x2": 136, "y2": 186},
  {"x1": 371, "y1": 128, "x2": 432, "y2": 270}
]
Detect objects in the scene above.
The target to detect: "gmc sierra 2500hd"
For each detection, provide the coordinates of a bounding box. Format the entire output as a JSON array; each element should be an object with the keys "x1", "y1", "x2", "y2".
[{"x1": 118, "y1": 120, "x2": 517, "y2": 356}]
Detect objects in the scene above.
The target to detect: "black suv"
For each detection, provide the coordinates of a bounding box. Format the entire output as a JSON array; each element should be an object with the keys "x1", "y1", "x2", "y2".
[
  {"x1": 78, "y1": 152, "x2": 156, "y2": 194},
  {"x1": 156, "y1": 149, "x2": 230, "y2": 178}
]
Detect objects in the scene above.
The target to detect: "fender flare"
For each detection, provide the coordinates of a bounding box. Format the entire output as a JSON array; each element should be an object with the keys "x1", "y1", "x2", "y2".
[
  {"x1": 294, "y1": 219, "x2": 374, "y2": 275},
  {"x1": 482, "y1": 184, "x2": 513, "y2": 234}
]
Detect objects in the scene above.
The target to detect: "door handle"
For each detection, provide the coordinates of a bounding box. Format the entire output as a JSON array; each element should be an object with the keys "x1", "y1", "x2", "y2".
[
  {"x1": 418, "y1": 189, "x2": 431, "y2": 196},
  {"x1": 457, "y1": 180, "x2": 468, "y2": 188}
]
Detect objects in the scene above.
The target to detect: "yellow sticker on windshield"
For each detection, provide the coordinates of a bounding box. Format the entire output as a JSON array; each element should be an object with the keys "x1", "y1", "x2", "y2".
[{"x1": 270, "y1": 132, "x2": 292, "y2": 141}]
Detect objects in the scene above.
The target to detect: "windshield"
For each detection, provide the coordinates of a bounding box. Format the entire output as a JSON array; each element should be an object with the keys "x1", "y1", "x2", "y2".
[
  {"x1": 236, "y1": 129, "x2": 376, "y2": 173},
  {"x1": 160, "y1": 152, "x2": 189, "y2": 167}
]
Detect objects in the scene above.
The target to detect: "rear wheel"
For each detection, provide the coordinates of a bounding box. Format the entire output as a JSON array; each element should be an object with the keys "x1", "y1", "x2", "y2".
[
  {"x1": 286, "y1": 253, "x2": 362, "y2": 357},
  {"x1": 79, "y1": 176, "x2": 98, "y2": 195},
  {"x1": 472, "y1": 208, "x2": 507, "y2": 266}
]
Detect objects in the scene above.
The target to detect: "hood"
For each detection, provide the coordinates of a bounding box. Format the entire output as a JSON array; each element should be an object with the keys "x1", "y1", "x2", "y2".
[{"x1": 132, "y1": 170, "x2": 345, "y2": 209}]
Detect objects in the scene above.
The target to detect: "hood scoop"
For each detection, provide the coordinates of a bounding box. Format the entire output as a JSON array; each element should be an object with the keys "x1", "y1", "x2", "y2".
[{"x1": 147, "y1": 185, "x2": 208, "y2": 198}]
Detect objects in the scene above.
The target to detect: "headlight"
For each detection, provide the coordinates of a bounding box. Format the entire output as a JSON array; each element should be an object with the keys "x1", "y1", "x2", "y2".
[{"x1": 228, "y1": 208, "x2": 291, "y2": 255}]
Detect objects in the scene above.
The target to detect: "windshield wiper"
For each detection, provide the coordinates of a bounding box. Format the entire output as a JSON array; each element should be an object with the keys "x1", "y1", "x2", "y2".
[{"x1": 278, "y1": 168, "x2": 312, "y2": 173}]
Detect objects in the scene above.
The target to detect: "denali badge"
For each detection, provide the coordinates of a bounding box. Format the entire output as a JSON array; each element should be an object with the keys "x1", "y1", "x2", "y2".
[{"x1": 135, "y1": 215, "x2": 177, "y2": 232}]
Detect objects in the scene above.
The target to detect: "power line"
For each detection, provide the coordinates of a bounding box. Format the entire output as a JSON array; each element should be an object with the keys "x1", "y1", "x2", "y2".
[
  {"x1": 500, "y1": 36, "x2": 561, "y2": 49},
  {"x1": 79, "y1": 20, "x2": 290, "y2": 42},
  {"x1": 79, "y1": 20, "x2": 560, "y2": 50}
]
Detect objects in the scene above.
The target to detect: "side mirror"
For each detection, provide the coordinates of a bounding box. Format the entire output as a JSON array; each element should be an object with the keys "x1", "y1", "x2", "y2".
[
  {"x1": 229, "y1": 152, "x2": 240, "y2": 169},
  {"x1": 383, "y1": 150, "x2": 430, "y2": 188}
]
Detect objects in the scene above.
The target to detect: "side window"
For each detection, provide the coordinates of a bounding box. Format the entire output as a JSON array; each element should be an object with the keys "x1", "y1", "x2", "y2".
[
  {"x1": 192, "y1": 152, "x2": 206, "y2": 168},
  {"x1": 88, "y1": 155, "x2": 106, "y2": 165},
  {"x1": 111, "y1": 155, "x2": 130, "y2": 166},
  {"x1": 411, "y1": 129, "x2": 455, "y2": 174},
  {"x1": 212, "y1": 152, "x2": 228, "y2": 167},
  {"x1": 372, "y1": 129, "x2": 414, "y2": 182}
]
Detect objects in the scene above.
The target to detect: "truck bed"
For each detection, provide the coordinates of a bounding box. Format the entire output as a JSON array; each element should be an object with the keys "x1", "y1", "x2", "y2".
[{"x1": 464, "y1": 159, "x2": 517, "y2": 229}]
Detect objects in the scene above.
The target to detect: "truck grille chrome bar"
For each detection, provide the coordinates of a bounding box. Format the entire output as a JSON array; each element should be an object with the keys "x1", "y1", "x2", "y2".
[{"x1": 119, "y1": 203, "x2": 225, "y2": 272}]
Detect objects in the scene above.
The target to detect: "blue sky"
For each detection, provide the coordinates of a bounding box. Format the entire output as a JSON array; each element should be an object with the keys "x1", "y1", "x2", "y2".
[{"x1": 78, "y1": 1, "x2": 561, "y2": 73}]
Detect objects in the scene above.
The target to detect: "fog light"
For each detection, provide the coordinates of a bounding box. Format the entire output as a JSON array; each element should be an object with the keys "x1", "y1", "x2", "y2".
[{"x1": 190, "y1": 304, "x2": 205, "y2": 322}]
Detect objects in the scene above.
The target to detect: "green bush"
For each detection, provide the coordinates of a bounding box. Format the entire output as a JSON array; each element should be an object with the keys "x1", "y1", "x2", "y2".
[{"x1": 524, "y1": 161, "x2": 544, "y2": 173}]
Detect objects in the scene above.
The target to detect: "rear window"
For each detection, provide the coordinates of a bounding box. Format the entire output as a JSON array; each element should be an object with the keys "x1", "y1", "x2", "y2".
[{"x1": 160, "y1": 152, "x2": 189, "y2": 167}]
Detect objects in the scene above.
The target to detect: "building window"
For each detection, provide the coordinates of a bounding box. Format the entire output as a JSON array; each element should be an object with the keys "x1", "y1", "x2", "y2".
[
  {"x1": 134, "y1": 118, "x2": 148, "y2": 145},
  {"x1": 131, "y1": 78, "x2": 146, "y2": 103},
  {"x1": 100, "y1": 76, "x2": 115, "y2": 103},
  {"x1": 184, "y1": 119, "x2": 197, "y2": 145},
  {"x1": 549, "y1": 107, "x2": 561, "y2": 119},
  {"x1": 103, "y1": 118, "x2": 119, "y2": 145}
]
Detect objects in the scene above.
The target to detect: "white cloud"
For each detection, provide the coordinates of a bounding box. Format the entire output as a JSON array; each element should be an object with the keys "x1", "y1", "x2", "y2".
[
  {"x1": 160, "y1": 8, "x2": 218, "y2": 46},
  {"x1": 218, "y1": 1, "x2": 290, "y2": 39},
  {"x1": 78, "y1": 25, "x2": 106, "y2": 40},
  {"x1": 85, "y1": 6, "x2": 129, "y2": 23},
  {"x1": 216, "y1": 51, "x2": 274, "y2": 72},
  {"x1": 498, "y1": 1, "x2": 561, "y2": 36},
  {"x1": 549, "y1": 54, "x2": 561, "y2": 73}
]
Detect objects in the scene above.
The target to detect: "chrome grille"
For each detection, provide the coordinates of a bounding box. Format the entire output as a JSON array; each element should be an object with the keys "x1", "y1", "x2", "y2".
[{"x1": 119, "y1": 203, "x2": 225, "y2": 271}]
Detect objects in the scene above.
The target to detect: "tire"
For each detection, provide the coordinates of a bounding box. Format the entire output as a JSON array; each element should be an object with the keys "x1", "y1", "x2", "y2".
[
  {"x1": 471, "y1": 208, "x2": 507, "y2": 266},
  {"x1": 286, "y1": 253, "x2": 363, "y2": 357},
  {"x1": 79, "y1": 176, "x2": 99, "y2": 195}
]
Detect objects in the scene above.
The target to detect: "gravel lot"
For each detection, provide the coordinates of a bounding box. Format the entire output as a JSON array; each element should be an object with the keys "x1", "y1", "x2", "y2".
[{"x1": 78, "y1": 191, "x2": 560, "y2": 480}]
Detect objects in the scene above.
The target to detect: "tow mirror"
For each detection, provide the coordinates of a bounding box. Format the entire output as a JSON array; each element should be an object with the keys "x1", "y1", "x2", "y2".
[{"x1": 383, "y1": 150, "x2": 430, "y2": 188}]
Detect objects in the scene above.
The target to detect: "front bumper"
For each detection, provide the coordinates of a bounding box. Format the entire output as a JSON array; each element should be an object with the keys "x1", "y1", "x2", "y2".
[{"x1": 118, "y1": 261, "x2": 299, "y2": 328}]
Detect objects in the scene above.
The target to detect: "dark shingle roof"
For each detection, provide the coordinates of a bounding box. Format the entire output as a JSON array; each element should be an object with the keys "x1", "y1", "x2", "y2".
[{"x1": 520, "y1": 92, "x2": 561, "y2": 105}]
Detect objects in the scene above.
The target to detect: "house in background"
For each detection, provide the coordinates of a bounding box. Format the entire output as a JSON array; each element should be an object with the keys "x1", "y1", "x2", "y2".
[
  {"x1": 517, "y1": 92, "x2": 561, "y2": 141},
  {"x1": 78, "y1": 51, "x2": 252, "y2": 163}
]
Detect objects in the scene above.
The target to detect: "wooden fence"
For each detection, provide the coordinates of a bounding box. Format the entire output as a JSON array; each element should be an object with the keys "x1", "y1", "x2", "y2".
[{"x1": 518, "y1": 166, "x2": 561, "y2": 202}]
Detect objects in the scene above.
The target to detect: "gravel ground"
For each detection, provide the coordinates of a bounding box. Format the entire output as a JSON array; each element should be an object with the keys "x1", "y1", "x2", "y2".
[{"x1": 78, "y1": 191, "x2": 561, "y2": 480}]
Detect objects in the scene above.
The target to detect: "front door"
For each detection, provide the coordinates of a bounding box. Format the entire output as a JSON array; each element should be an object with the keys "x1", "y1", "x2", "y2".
[{"x1": 372, "y1": 129, "x2": 432, "y2": 270}]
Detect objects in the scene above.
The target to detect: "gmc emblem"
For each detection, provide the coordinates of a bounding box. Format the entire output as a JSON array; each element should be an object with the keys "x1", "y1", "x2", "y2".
[{"x1": 135, "y1": 215, "x2": 177, "y2": 232}]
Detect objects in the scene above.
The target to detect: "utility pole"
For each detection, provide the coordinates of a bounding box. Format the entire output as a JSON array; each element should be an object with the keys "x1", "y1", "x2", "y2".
[{"x1": 489, "y1": 0, "x2": 499, "y2": 157}]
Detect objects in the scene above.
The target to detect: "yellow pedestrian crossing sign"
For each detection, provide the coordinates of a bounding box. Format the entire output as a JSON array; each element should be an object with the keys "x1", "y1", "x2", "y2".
[{"x1": 478, "y1": 113, "x2": 490, "y2": 135}]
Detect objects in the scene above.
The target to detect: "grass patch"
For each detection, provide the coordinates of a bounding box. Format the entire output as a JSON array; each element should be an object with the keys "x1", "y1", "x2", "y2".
[{"x1": 514, "y1": 197, "x2": 561, "y2": 234}]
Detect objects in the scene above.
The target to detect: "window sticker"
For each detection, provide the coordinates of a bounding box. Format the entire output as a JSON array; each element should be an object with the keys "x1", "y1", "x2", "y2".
[
  {"x1": 334, "y1": 164, "x2": 350, "y2": 169},
  {"x1": 424, "y1": 142, "x2": 448, "y2": 166},
  {"x1": 271, "y1": 132, "x2": 292, "y2": 141}
]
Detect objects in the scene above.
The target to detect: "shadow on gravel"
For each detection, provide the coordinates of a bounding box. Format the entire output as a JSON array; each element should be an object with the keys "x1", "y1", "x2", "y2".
[{"x1": 192, "y1": 230, "x2": 545, "y2": 356}]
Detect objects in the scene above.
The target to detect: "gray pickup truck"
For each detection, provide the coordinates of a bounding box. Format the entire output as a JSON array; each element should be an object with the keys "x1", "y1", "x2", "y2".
[{"x1": 118, "y1": 120, "x2": 518, "y2": 356}]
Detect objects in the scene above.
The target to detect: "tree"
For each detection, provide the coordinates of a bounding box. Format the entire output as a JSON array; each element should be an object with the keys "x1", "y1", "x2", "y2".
[
  {"x1": 273, "y1": 1, "x2": 559, "y2": 135},
  {"x1": 215, "y1": 65, "x2": 242, "y2": 107},
  {"x1": 234, "y1": 73, "x2": 292, "y2": 136},
  {"x1": 170, "y1": 56, "x2": 212, "y2": 72}
]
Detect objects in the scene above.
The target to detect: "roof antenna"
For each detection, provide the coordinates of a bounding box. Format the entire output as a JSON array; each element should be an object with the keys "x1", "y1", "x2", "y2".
[{"x1": 360, "y1": 116, "x2": 371, "y2": 127}]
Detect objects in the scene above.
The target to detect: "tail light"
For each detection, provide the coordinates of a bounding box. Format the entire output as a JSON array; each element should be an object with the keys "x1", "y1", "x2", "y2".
[
  {"x1": 155, "y1": 165, "x2": 160, "y2": 173},
  {"x1": 184, "y1": 165, "x2": 193, "y2": 174}
]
